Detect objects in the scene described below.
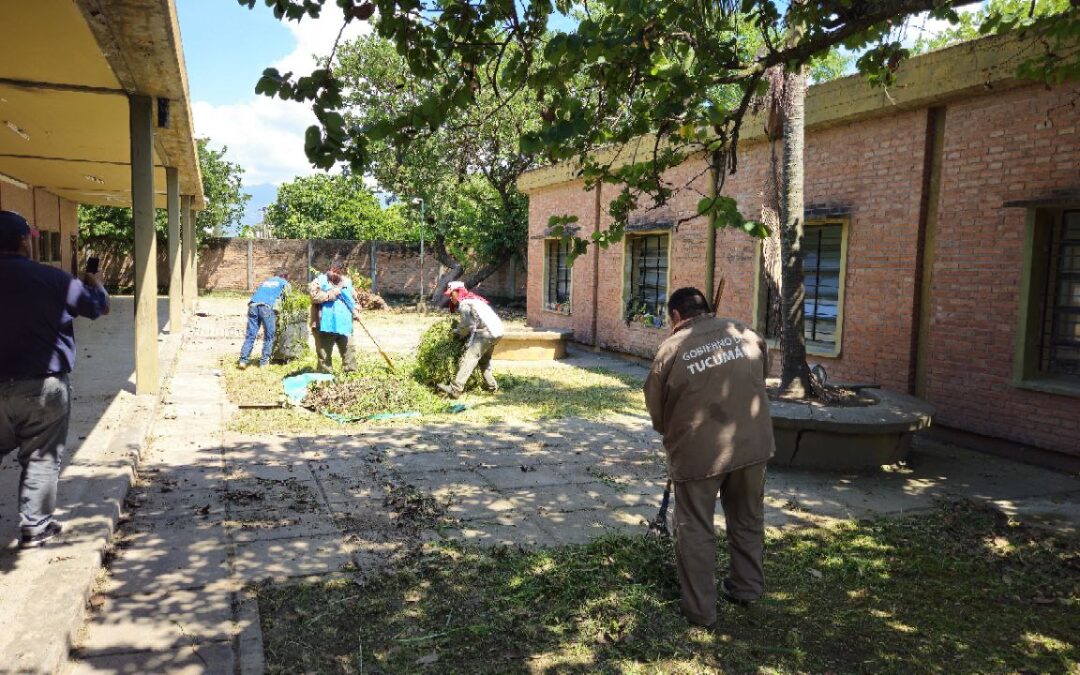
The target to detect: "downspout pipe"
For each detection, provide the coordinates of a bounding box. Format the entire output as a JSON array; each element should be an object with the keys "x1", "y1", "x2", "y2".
[
  {"x1": 591, "y1": 184, "x2": 602, "y2": 350},
  {"x1": 706, "y1": 158, "x2": 719, "y2": 309}
]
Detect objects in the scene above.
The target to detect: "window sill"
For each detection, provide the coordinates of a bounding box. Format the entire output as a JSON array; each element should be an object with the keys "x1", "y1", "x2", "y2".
[
  {"x1": 542, "y1": 308, "x2": 572, "y2": 317},
  {"x1": 1013, "y1": 377, "x2": 1080, "y2": 399},
  {"x1": 764, "y1": 338, "x2": 840, "y2": 358}
]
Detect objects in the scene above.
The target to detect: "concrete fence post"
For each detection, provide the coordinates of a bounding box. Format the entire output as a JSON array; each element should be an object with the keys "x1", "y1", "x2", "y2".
[
  {"x1": 306, "y1": 239, "x2": 314, "y2": 282},
  {"x1": 369, "y1": 240, "x2": 378, "y2": 293},
  {"x1": 246, "y1": 239, "x2": 254, "y2": 290}
]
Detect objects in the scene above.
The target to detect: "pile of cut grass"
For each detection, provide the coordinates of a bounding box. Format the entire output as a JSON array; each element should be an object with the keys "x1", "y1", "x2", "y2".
[
  {"x1": 412, "y1": 317, "x2": 483, "y2": 390},
  {"x1": 257, "y1": 501, "x2": 1079, "y2": 673},
  {"x1": 303, "y1": 361, "x2": 448, "y2": 419}
]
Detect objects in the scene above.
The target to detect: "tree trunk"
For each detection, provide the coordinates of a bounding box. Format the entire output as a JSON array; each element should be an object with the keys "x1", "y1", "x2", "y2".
[
  {"x1": 427, "y1": 234, "x2": 511, "y2": 307},
  {"x1": 778, "y1": 66, "x2": 812, "y2": 398}
]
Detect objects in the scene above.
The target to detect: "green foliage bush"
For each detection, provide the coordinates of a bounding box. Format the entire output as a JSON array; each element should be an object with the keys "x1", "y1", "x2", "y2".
[
  {"x1": 413, "y1": 317, "x2": 482, "y2": 390},
  {"x1": 272, "y1": 288, "x2": 312, "y2": 362}
]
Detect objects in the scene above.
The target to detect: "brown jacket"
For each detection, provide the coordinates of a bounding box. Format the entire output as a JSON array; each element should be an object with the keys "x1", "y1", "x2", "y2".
[{"x1": 643, "y1": 314, "x2": 775, "y2": 481}]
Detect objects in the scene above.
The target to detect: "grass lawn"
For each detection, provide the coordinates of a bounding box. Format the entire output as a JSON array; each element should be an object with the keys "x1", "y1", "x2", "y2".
[
  {"x1": 223, "y1": 351, "x2": 646, "y2": 434},
  {"x1": 256, "y1": 501, "x2": 1079, "y2": 674}
]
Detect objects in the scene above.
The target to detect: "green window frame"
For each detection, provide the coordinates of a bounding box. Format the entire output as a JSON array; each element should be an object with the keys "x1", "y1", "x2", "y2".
[
  {"x1": 544, "y1": 238, "x2": 572, "y2": 314},
  {"x1": 760, "y1": 221, "x2": 845, "y2": 353},
  {"x1": 1016, "y1": 207, "x2": 1080, "y2": 394},
  {"x1": 625, "y1": 233, "x2": 669, "y2": 328}
]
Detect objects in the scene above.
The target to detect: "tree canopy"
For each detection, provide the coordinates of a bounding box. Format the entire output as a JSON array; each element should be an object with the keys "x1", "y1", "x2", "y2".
[
  {"x1": 242, "y1": 0, "x2": 1077, "y2": 251},
  {"x1": 264, "y1": 171, "x2": 410, "y2": 240},
  {"x1": 333, "y1": 34, "x2": 537, "y2": 294},
  {"x1": 80, "y1": 138, "x2": 251, "y2": 249}
]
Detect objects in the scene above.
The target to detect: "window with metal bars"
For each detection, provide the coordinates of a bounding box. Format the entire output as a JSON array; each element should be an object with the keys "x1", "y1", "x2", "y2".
[
  {"x1": 764, "y1": 222, "x2": 843, "y2": 349},
  {"x1": 544, "y1": 238, "x2": 572, "y2": 313},
  {"x1": 625, "y1": 233, "x2": 669, "y2": 328},
  {"x1": 1038, "y1": 209, "x2": 1080, "y2": 380}
]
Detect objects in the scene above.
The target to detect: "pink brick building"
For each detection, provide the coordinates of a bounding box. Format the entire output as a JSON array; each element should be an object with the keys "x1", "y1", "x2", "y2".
[{"x1": 519, "y1": 35, "x2": 1080, "y2": 460}]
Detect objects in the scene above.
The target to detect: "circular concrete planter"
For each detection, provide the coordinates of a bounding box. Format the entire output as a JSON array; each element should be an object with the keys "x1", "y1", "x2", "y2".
[{"x1": 769, "y1": 387, "x2": 934, "y2": 471}]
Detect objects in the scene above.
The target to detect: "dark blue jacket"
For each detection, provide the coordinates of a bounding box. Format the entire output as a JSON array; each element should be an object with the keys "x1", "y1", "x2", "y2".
[{"x1": 0, "y1": 254, "x2": 109, "y2": 377}]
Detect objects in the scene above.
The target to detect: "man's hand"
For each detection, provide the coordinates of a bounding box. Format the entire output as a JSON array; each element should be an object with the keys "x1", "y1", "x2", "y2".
[{"x1": 328, "y1": 287, "x2": 341, "y2": 300}]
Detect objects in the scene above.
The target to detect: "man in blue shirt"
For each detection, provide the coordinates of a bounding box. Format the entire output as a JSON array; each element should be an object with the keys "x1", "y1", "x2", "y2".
[
  {"x1": 0, "y1": 210, "x2": 110, "y2": 548},
  {"x1": 238, "y1": 268, "x2": 291, "y2": 369}
]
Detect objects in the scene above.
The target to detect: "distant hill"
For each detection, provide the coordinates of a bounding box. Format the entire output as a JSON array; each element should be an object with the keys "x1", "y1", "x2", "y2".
[{"x1": 240, "y1": 182, "x2": 279, "y2": 228}]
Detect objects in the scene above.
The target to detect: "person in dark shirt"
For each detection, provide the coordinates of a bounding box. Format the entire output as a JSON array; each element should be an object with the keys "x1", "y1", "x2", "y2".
[
  {"x1": 0, "y1": 211, "x2": 110, "y2": 548},
  {"x1": 238, "y1": 268, "x2": 291, "y2": 369}
]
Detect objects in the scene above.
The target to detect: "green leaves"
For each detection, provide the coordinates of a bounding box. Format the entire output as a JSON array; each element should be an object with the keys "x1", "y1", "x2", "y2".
[{"x1": 696, "y1": 194, "x2": 768, "y2": 238}]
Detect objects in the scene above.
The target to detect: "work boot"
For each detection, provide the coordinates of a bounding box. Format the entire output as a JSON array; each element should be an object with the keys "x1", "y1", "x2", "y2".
[
  {"x1": 20, "y1": 521, "x2": 63, "y2": 549},
  {"x1": 436, "y1": 383, "x2": 460, "y2": 399}
]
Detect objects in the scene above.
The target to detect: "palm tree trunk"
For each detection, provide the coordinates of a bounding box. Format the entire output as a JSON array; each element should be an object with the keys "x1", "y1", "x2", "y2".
[{"x1": 778, "y1": 65, "x2": 812, "y2": 397}]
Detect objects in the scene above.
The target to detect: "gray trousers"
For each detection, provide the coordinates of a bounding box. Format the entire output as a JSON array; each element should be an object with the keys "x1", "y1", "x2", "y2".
[
  {"x1": 0, "y1": 375, "x2": 71, "y2": 535},
  {"x1": 315, "y1": 331, "x2": 356, "y2": 373},
  {"x1": 674, "y1": 461, "x2": 767, "y2": 625},
  {"x1": 451, "y1": 332, "x2": 500, "y2": 392}
]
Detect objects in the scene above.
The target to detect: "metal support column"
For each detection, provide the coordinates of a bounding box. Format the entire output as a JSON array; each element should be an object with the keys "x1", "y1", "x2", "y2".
[{"x1": 130, "y1": 94, "x2": 158, "y2": 394}]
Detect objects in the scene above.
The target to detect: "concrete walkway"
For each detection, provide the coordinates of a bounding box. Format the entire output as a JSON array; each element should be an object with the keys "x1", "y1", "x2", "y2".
[
  {"x1": 61, "y1": 297, "x2": 1080, "y2": 673},
  {"x1": 0, "y1": 298, "x2": 182, "y2": 674}
]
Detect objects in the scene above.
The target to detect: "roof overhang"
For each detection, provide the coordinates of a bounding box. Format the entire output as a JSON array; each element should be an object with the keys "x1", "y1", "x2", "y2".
[
  {"x1": 0, "y1": 0, "x2": 203, "y2": 210},
  {"x1": 518, "y1": 30, "x2": 1052, "y2": 193}
]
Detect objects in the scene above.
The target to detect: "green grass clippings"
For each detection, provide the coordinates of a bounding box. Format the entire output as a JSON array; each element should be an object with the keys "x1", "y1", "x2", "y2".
[{"x1": 256, "y1": 501, "x2": 1080, "y2": 674}]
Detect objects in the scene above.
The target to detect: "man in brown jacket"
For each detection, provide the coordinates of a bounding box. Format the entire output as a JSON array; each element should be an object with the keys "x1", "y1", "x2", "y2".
[{"x1": 643, "y1": 287, "x2": 775, "y2": 628}]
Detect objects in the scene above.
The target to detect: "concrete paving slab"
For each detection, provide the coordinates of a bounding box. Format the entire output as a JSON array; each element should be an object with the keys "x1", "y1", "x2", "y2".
[
  {"x1": 223, "y1": 477, "x2": 324, "y2": 514},
  {"x1": 476, "y1": 464, "x2": 569, "y2": 490},
  {"x1": 103, "y1": 526, "x2": 231, "y2": 596},
  {"x1": 225, "y1": 510, "x2": 340, "y2": 543},
  {"x1": 122, "y1": 485, "x2": 227, "y2": 519},
  {"x1": 74, "y1": 588, "x2": 236, "y2": 655},
  {"x1": 231, "y1": 536, "x2": 358, "y2": 583},
  {"x1": 223, "y1": 461, "x2": 313, "y2": 482},
  {"x1": 318, "y1": 475, "x2": 386, "y2": 506},
  {"x1": 398, "y1": 468, "x2": 489, "y2": 495},
  {"x1": 389, "y1": 449, "x2": 478, "y2": 474},
  {"x1": 442, "y1": 484, "x2": 518, "y2": 520},
  {"x1": 507, "y1": 482, "x2": 630, "y2": 513},
  {"x1": 67, "y1": 640, "x2": 235, "y2": 675}
]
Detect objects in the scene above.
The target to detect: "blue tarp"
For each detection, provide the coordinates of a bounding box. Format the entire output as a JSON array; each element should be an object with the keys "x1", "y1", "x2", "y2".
[{"x1": 282, "y1": 373, "x2": 334, "y2": 406}]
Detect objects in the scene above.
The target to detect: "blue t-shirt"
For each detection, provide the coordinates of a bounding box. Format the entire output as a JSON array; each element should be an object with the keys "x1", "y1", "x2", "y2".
[
  {"x1": 315, "y1": 274, "x2": 355, "y2": 336},
  {"x1": 249, "y1": 276, "x2": 289, "y2": 306},
  {"x1": 0, "y1": 254, "x2": 109, "y2": 377}
]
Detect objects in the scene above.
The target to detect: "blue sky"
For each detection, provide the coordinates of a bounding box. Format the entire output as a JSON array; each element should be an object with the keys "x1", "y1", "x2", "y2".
[
  {"x1": 179, "y1": 1, "x2": 294, "y2": 107},
  {"x1": 179, "y1": 0, "x2": 373, "y2": 225}
]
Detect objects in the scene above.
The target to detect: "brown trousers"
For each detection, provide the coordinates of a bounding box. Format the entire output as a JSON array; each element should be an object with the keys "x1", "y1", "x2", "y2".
[
  {"x1": 314, "y1": 330, "x2": 356, "y2": 373},
  {"x1": 673, "y1": 461, "x2": 767, "y2": 625}
]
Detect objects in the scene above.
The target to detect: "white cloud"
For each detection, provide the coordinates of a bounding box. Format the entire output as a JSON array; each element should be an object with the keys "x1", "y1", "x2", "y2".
[{"x1": 191, "y1": 10, "x2": 372, "y2": 186}]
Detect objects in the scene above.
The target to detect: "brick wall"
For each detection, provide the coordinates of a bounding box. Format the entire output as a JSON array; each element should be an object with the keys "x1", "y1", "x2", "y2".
[
  {"x1": 926, "y1": 84, "x2": 1080, "y2": 456},
  {"x1": 524, "y1": 81, "x2": 1080, "y2": 457},
  {"x1": 87, "y1": 237, "x2": 525, "y2": 299}
]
